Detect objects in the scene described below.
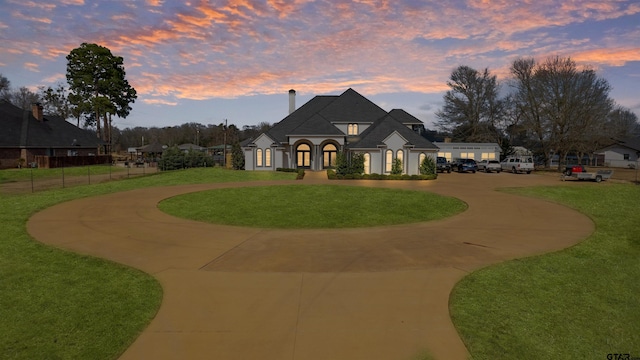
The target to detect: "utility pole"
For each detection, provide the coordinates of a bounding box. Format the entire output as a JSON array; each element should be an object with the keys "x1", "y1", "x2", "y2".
[{"x1": 223, "y1": 119, "x2": 227, "y2": 168}]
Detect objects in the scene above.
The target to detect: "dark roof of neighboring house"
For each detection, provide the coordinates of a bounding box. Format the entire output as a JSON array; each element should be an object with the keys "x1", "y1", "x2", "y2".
[
  {"x1": 139, "y1": 142, "x2": 165, "y2": 153},
  {"x1": 0, "y1": 100, "x2": 103, "y2": 149},
  {"x1": 350, "y1": 113, "x2": 439, "y2": 150},
  {"x1": 178, "y1": 143, "x2": 205, "y2": 151},
  {"x1": 616, "y1": 136, "x2": 640, "y2": 152}
]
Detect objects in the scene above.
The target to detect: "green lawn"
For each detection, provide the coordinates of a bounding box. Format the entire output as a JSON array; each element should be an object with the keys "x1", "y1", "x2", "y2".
[
  {"x1": 0, "y1": 164, "x2": 125, "y2": 183},
  {"x1": 450, "y1": 184, "x2": 640, "y2": 359},
  {"x1": 159, "y1": 184, "x2": 466, "y2": 228},
  {"x1": 0, "y1": 168, "x2": 296, "y2": 360},
  {"x1": 4, "y1": 167, "x2": 638, "y2": 359}
]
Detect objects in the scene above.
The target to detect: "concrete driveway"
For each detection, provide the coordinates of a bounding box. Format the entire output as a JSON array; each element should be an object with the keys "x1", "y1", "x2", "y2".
[{"x1": 27, "y1": 171, "x2": 593, "y2": 360}]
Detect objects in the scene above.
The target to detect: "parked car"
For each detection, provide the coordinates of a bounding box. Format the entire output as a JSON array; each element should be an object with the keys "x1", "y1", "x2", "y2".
[
  {"x1": 501, "y1": 156, "x2": 534, "y2": 174},
  {"x1": 436, "y1": 156, "x2": 452, "y2": 173},
  {"x1": 452, "y1": 158, "x2": 477, "y2": 173},
  {"x1": 477, "y1": 159, "x2": 501, "y2": 173}
]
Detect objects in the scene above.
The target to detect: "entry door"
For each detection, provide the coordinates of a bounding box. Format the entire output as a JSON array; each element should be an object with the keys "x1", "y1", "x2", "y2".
[{"x1": 296, "y1": 143, "x2": 311, "y2": 168}]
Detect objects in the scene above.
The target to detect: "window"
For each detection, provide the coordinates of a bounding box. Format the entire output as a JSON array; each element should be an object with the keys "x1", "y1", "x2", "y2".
[
  {"x1": 481, "y1": 152, "x2": 496, "y2": 160},
  {"x1": 348, "y1": 123, "x2": 358, "y2": 135},
  {"x1": 438, "y1": 152, "x2": 452, "y2": 161},
  {"x1": 265, "y1": 148, "x2": 271, "y2": 167},
  {"x1": 624, "y1": 154, "x2": 630, "y2": 160},
  {"x1": 364, "y1": 153, "x2": 370, "y2": 174},
  {"x1": 296, "y1": 143, "x2": 311, "y2": 168},
  {"x1": 460, "y1": 152, "x2": 474, "y2": 160},
  {"x1": 419, "y1": 153, "x2": 426, "y2": 172},
  {"x1": 385, "y1": 149, "x2": 393, "y2": 172},
  {"x1": 396, "y1": 149, "x2": 403, "y2": 165},
  {"x1": 256, "y1": 149, "x2": 263, "y2": 167},
  {"x1": 323, "y1": 143, "x2": 337, "y2": 168}
]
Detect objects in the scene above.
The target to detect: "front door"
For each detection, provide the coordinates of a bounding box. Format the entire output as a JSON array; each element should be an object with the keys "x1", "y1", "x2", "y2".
[
  {"x1": 296, "y1": 143, "x2": 311, "y2": 168},
  {"x1": 323, "y1": 143, "x2": 337, "y2": 168}
]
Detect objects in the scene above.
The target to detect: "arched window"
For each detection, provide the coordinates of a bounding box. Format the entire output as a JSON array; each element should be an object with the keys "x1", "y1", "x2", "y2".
[
  {"x1": 323, "y1": 143, "x2": 337, "y2": 168},
  {"x1": 419, "y1": 153, "x2": 426, "y2": 172},
  {"x1": 265, "y1": 148, "x2": 271, "y2": 167},
  {"x1": 385, "y1": 149, "x2": 393, "y2": 173},
  {"x1": 256, "y1": 148, "x2": 263, "y2": 167},
  {"x1": 363, "y1": 153, "x2": 370, "y2": 174},
  {"x1": 348, "y1": 123, "x2": 358, "y2": 135},
  {"x1": 296, "y1": 143, "x2": 311, "y2": 168}
]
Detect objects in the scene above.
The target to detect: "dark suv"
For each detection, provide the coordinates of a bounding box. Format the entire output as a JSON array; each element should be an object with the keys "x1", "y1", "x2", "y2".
[
  {"x1": 436, "y1": 156, "x2": 451, "y2": 173},
  {"x1": 452, "y1": 158, "x2": 477, "y2": 173}
]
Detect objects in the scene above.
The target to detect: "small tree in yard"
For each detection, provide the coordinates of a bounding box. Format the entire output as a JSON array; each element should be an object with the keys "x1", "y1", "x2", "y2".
[
  {"x1": 231, "y1": 142, "x2": 245, "y2": 170},
  {"x1": 420, "y1": 156, "x2": 436, "y2": 175},
  {"x1": 391, "y1": 158, "x2": 403, "y2": 175},
  {"x1": 160, "y1": 146, "x2": 184, "y2": 170},
  {"x1": 350, "y1": 153, "x2": 365, "y2": 175}
]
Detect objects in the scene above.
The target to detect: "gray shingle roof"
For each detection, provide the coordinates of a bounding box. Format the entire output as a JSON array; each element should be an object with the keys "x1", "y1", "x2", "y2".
[
  {"x1": 350, "y1": 114, "x2": 438, "y2": 150},
  {"x1": 251, "y1": 88, "x2": 436, "y2": 151},
  {"x1": 0, "y1": 100, "x2": 103, "y2": 149}
]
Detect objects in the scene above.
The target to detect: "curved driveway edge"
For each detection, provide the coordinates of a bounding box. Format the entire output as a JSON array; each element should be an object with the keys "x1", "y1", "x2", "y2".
[{"x1": 27, "y1": 172, "x2": 594, "y2": 360}]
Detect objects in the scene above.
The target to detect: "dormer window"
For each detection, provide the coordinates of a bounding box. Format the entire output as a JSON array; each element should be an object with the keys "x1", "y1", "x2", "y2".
[{"x1": 348, "y1": 123, "x2": 358, "y2": 135}]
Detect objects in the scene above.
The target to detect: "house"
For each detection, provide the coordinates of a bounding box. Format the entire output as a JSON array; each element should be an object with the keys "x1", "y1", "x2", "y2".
[
  {"x1": 242, "y1": 89, "x2": 438, "y2": 175},
  {"x1": 597, "y1": 136, "x2": 640, "y2": 168},
  {"x1": 433, "y1": 141, "x2": 501, "y2": 162},
  {"x1": 0, "y1": 101, "x2": 104, "y2": 169}
]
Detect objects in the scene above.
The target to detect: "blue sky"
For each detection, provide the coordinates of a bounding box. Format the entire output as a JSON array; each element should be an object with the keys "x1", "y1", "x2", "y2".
[{"x1": 1, "y1": 0, "x2": 639, "y2": 130}]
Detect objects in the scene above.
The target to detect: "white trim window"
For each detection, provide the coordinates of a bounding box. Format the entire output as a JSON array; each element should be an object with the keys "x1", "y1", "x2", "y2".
[
  {"x1": 364, "y1": 153, "x2": 370, "y2": 174},
  {"x1": 385, "y1": 149, "x2": 393, "y2": 173},
  {"x1": 256, "y1": 148, "x2": 263, "y2": 167},
  {"x1": 265, "y1": 148, "x2": 271, "y2": 167}
]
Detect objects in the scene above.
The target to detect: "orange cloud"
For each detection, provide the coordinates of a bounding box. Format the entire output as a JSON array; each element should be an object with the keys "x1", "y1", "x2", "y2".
[{"x1": 573, "y1": 48, "x2": 640, "y2": 67}]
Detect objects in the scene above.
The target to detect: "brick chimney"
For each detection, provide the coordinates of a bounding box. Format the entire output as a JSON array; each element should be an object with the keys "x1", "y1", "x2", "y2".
[
  {"x1": 288, "y1": 89, "x2": 296, "y2": 114},
  {"x1": 31, "y1": 103, "x2": 43, "y2": 121}
]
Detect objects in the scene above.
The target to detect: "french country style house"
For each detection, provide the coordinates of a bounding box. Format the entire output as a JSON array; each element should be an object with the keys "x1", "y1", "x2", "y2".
[{"x1": 242, "y1": 88, "x2": 438, "y2": 175}]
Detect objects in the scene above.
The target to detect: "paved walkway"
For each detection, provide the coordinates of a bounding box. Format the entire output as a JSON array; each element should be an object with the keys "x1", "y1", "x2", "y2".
[{"x1": 27, "y1": 171, "x2": 593, "y2": 360}]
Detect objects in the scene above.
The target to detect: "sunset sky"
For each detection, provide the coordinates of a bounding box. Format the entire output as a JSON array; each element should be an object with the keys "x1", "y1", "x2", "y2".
[{"x1": 1, "y1": 0, "x2": 639, "y2": 132}]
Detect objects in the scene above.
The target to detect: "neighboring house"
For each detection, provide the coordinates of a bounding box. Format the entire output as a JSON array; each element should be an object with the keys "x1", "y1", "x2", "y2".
[
  {"x1": 0, "y1": 101, "x2": 104, "y2": 169},
  {"x1": 434, "y1": 142, "x2": 501, "y2": 162},
  {"x1": 178, "y1": 143, "x2": 206, "y2": 152},
  {"x1": 597, "y1": 136, "x2": 640, "y2": 168},
  {"x1": 242, "y1": 88, "x2": 439, "y2": 175}
]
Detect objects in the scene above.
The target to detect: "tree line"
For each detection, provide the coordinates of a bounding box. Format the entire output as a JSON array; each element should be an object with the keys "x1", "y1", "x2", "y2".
[
  {"x1": 435, "y1": 56, "x2": 639, "y2": 169},
  {"x1": 3, "y1": 45, "x2": 638, "y2": 170}
]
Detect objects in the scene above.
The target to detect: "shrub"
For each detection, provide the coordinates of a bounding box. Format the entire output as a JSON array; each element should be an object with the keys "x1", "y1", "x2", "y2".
[
  {"x1": 231, "y1": 142, "x2": 245, "y2": 170},
  {"x1": 296, "y1": 169, "x2": 305, "y2": 179},
  {"x1": 391, "y1": 158, "x2": 403, "y2": 175},
  {"x1": 160, "y1": 146, "x2": 184, "y2": 171},
  {"x1": 420, "y1": 155, "x2": 436, "y2": 175}
]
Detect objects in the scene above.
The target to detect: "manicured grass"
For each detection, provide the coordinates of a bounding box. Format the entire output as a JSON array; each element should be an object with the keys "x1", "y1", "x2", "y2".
[
  {"x1": 450, "y1": 184, "x2": 640, "y2": 359},
  {"x1": 0, "y1": 168, "x2": 296, "y2": 360},
  {"x1": 0, "y1": 164, "x2": 125, "y2": 183},
  {"x1": 159, "y1": 184, "x2": 467, "y2": 228}
]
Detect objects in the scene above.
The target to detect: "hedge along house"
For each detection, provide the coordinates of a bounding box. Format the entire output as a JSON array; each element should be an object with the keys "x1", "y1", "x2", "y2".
[{"x1": 242, "y1": 88, "x2": 439, "y2": 175}]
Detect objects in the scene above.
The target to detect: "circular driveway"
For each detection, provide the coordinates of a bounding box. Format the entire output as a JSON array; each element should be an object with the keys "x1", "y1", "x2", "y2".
[{"x1": 27, "y1": 171, "x2": 593, "y2": 360}]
